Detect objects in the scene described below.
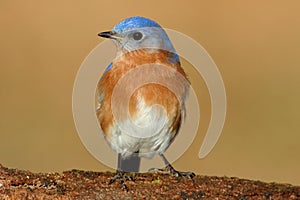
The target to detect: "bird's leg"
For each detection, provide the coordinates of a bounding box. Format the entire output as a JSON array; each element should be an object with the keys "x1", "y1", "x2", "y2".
[
  {"x1": 108, "y1": 153, "x2": 137, "y2": 191},
  {"x1": 117, "y1": 151, "x2": 140, "y2": 172},
  {"x1": 149, "y1": 154, "x2": 195, "y2": 179}
]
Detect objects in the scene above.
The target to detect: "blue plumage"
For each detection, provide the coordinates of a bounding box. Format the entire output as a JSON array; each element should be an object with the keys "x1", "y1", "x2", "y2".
[
  {"x1": 104, "y1": 16, "x2": 179, "y2": 72},
  {"x1": 112, "y1": 16, "x2": 161, "y2": 32},
  {"x1": 105, "y1": 63, "x2": 112, "y2": 72}
]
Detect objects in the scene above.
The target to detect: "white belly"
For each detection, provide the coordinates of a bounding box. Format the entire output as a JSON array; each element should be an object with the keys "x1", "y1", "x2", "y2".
[{"x1": 106, "y1": 95, "x2": 177, "y2": 158}]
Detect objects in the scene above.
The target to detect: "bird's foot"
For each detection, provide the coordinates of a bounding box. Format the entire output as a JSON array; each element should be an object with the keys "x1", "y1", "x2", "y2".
[
  {"x1": 109, "y1": 170, "x2": 135, "y2": 192},
  {"x1": 165, "y1": 164, "x2": 195, "y2": 178},
  {"x1": 149, "y1": 164, "x2": 195, "y2": 179}
]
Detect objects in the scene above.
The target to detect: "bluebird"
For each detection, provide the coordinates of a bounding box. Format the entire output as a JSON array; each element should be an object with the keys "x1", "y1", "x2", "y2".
[{"x1": 97, "y1": 16, "x2": 195, "y2": 191}]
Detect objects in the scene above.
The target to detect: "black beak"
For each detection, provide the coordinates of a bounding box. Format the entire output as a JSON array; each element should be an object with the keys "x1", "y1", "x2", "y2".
[{"x1": 98, "y1": 31, "x2": 116, "y2": 39}]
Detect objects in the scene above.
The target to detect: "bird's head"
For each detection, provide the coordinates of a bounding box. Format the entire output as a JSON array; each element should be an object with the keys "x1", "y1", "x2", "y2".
[{"x1": 98, "y1": 16, "x2": 176, "y2": 56}]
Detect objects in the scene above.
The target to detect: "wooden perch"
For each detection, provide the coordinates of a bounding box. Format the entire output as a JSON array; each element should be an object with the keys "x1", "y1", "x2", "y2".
[{"x1": 0, "y1": 164, "x2": 299, "y2": 199}]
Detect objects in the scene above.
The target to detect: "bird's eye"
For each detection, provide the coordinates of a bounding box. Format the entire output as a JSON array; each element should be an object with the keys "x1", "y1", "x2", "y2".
[{"x1": 132, "y1": 32, "x2": 143, "y2": 41}]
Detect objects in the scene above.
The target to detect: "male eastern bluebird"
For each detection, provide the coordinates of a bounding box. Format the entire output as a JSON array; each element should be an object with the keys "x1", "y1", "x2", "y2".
[{"x1": 97, "y1": 16, "x2": 194, "y2": 191}]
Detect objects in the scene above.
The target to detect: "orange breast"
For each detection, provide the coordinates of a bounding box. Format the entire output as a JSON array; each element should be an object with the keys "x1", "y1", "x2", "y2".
[{"x1": 96, "y1": 49, "x2": 189, "y2": 141}]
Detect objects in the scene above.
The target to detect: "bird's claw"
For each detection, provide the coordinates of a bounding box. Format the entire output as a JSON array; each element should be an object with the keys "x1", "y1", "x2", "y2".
[
  {"x1": 149, "y1": 164, "x2": 195, "y2": 179},
  {"x1": 148, "y1": 167, "x2": 164, "y2": 173},
  {"x1": 109, "y1": 170, "x2": 135, "y2": 192},
  {"x1": 165, "y1": 164, "x2": 195, "y2": 178}
]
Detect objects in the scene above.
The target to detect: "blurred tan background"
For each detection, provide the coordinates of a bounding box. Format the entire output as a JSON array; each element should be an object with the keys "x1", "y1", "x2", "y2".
[{"x1": 1, "y1": 1, "x2": 300, "y2": 185}]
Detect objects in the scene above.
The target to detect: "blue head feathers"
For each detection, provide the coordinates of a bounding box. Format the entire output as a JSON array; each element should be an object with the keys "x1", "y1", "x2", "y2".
[
  {"x1": 112, "y1": 16, "x2": 162, "y2": 32},
  {"x1": 100, "y1": 16, "x2": 180, "y2": 71}
]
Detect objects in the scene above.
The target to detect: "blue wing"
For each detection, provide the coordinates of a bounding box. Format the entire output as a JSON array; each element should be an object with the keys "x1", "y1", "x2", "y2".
[
  {"x1": 105, "y1": 63, "x2": 113, "y2": 72},
  {"x1": 97, "y1": 63, "x2": 112, "y2": 110}
]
